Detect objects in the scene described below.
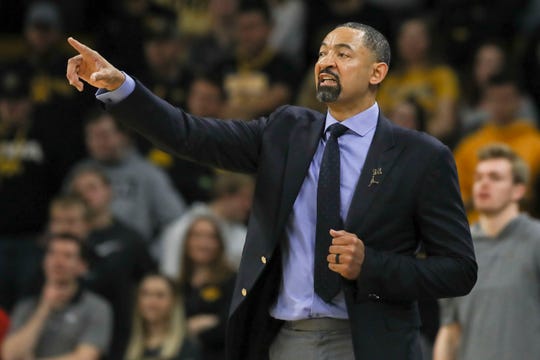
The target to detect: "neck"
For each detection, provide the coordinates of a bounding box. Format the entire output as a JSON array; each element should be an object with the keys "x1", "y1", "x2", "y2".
[
  {"x1": 213, "y1": 16, "x2": 234, "y2": 44},
  {"x1": 209, "y1": 201, "x2": 226, "y2": 219},
  {"x1": 153, "y1": 63, "x2": 179, "y2": 80},
  {"x1": 146, "y1": 320, "x2": 168, "y2": 337},
  {"x1": 478, "y1": 203, "x2": 520, "y2": 237},
  {"x1": 492, "y1": 118, "x2": 515, "y2": 127},
  {"x1": 90, "y1": 209, "x2": 113, "y2": 230},
  {"x1": 404, "y1": 58, "x2": 427, "y2": 70},
  {"x1": 328, "y1": 97, "x2": 376, "y2": 121},
  {"x1": 48, "y1": 279, "x2": 78, "y2": 305},
  {"x1": 192, "y1": 265, "x2": 212, "y2": 287}
]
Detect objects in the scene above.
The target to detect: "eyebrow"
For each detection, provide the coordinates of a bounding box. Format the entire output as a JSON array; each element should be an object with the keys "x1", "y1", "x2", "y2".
[{"x1": 320, "y1": 43, "x2": 354, "y2": 51}]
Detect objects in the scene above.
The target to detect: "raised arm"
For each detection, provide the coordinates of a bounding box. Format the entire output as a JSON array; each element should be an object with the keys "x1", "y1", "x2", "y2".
[{"x1": 66, "y1": 38, "x2": 267, "y2": 173}]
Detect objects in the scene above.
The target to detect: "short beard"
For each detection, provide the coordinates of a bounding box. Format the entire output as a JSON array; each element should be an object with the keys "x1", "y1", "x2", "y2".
[{"x1": 316, "y1": 84, "x2": 341, "y2": 103}]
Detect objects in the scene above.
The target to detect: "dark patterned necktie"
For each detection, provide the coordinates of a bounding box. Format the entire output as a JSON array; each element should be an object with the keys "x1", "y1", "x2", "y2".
[{"x1": 314, "y1": 123, "x2": 348, "y2": 302}]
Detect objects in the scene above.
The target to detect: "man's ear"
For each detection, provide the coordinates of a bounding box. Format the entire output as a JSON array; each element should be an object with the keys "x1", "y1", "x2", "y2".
[
  {"x1": 77, "y1": 259, "x2": 88, "y2": 276},
  {"x1": 370, "y1": 62, "x2": 389, "y2": 86},
  {"x1": 511, "y1": 183, "x2": 527, "y2": 202}
]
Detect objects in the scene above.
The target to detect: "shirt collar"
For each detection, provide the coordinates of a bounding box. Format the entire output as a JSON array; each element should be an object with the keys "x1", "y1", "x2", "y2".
[{"x1": 324, "y1": 102, "x2": 379, "y2": 137}]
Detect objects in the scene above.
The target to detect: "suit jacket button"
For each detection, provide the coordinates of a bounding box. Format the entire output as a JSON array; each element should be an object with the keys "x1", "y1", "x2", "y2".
[
  {"x1": 368, "y1": 293, "x2": 380, "y2": 300},
  {"x1": 241, "y1": 288, "x2": 247, "y2": 296},
  {"x1": 261, "y1": 256, "x2": 267, "y2": 264}
]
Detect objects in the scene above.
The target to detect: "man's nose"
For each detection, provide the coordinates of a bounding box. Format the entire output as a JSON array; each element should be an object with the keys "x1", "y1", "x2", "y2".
[{"x1": 317, "y1": 54, "x2": 337, "y2": 69}]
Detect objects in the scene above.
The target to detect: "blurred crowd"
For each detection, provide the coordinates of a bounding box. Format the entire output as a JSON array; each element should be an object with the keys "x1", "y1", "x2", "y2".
[{"x1": 0, "y1": 0, "x2": 539, "y2": 359}]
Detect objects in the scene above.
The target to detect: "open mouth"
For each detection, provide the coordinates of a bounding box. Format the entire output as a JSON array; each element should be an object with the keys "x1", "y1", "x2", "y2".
[{"x1": 318, "y1": 71, "x2": 339, "y2": 86}]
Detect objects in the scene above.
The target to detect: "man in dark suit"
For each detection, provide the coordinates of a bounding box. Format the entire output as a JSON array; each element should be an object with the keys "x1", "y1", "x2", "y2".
[{"x1": 66, "y1": 22, "x2": 477, "y2": 360}]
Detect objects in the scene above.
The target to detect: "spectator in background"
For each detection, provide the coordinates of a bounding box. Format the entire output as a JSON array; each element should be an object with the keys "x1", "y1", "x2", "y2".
[
  {"x1": 454, "y1": 73, "x2": 540, "y2": 221},
  {"x1": 18, "y1": 1, "x2": 91, "y2": 160},
  {"x1": 460, "y1": 41, "x2": 538, "y2": 134},
  {"x1": 267, "y1": 0, "x2": 306, "y2": 66},
  {"x1": 434, "y1": 144, "x2": 540, "y2": 360},
  {"x1": 178, "y1": 216, "x2": 236, "y2": 360},
  {"x1": 0, "y1": 67, "x2": 67, "y2": 311},
  {"x1": 174, "y1": 0, "x2": 213, "y2": 38},
  {"x1": 160, "y1": 172, "x2": 254, "y2": 276},
  {"x1": 48, "y1": 194, "x2": 153, "y2": 359},
  {"x1": 124, "y1": 274, "x2": 200, "y2": 360},
  {"x1": 68, "y1": 167, "x2": 156, "y2": 358},
  {"x1": 388, "y1": 97, "x2": 426, "y2": 132},
  {"x1": 145, "y1": 74, "x2": 224, "y2": 205},
  {"x1": 96, "y1": 0, "x2": 151, "y2": 75},
  {"x1": 186, "y1": 0, "x2": 238, "y2": 74},
  {"x1": 365, "y1": 0, "x2": 426, "y2": 25},
  {"x1": 435, "y1": 0, "x2": 528, "y2": 71},
  {"x1": 139, "y1": 6, "x2": 191, "y2": 108},
  {"x1": 134, "y1": 8, "x2": 216, "y2": 205},
  {"x1": 215, "y1": 0, "x2": 299, "y2": 120},
  {"x1": 187, "y1": 75, "x2": 227, "y2": 118},
  {"x1": 48, "y1": 195, "x2": 91, "y2": 238},
  {"x1": 70, "y1": 110, "x2": 185, "y2": 248},
  {"x1": 2, "y1": 233, "x2": 112, "y2": 360},
  {"x1": 377, "y1": 17, "x2": 460, "y2": 143},
  {"x1": 21, "y1": 2, "x2": 74, "y2": 101}
]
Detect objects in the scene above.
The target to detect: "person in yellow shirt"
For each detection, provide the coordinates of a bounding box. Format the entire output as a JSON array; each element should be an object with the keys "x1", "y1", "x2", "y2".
[
  {"x1": 377, "y1": 17, "x2": 459, "y2": 142},
  {"x1": 454, "y1": 73, "x2": 540, "y2": 221}
]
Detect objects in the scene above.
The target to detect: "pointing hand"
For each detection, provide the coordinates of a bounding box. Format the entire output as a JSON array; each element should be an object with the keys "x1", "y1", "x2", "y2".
[{"x1": 66, "y1": 37, "x2": 125, "y2": 92}]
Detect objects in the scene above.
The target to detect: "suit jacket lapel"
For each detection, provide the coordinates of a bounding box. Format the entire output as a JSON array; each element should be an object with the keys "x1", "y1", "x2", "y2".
[
  {"x1": 344, "y1": 116, "x2": 402, "y2": 231},
  {"x1": 276, "y1": 115, "x2": 325, "y2": 235}
]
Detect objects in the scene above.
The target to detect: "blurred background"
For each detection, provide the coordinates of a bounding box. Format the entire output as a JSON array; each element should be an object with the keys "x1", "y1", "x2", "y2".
[{"x1": 0, "y1": 0, "x2": 539, "y2": 359}]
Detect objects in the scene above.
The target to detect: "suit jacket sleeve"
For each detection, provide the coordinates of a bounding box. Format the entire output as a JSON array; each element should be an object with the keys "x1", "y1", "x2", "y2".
[
  {"x1": 106, "y1": 80, "x2": 267, "y2": 174},
  {"x1": 355, "y1": 145, "x2": 477, "y2": 302}
]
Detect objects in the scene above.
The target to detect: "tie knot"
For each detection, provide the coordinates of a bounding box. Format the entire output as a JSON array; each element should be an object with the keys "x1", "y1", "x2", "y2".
[{"x1": 327, "y1": 123, "x2": 348, "y2": 139}]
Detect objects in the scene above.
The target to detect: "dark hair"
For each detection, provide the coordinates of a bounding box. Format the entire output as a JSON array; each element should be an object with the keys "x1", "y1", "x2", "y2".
[
  {"x1": 485, "y1": 71, "x2": 520, "y2": 90},
  {"x1": 212, "y1": 172, "x2": 254, "y2": 199},
  {"x1": 84, "y1": 108, "x2": 131, "y2": 135},
  {"x1": 43, "y1": 232, "x2": 92, "y2": 262},
  {"x1": 238, "y1": 0, "x2": 272, "y2": 24},
  {"x1": 336, "y1": 22, "x2": 391, "y2": 66},
  {"x1": 190, "y1": 73, "x2": 227, "y2": 101},
  {"x1": 49, "y1": 194, "x2": 91, "y2": 222},
  {"x1": 70, "y1": 165, "x2": 111, "y2": 187},
  {"x1": 404, "y1": 96, "x2": 427, "y2": 132}
]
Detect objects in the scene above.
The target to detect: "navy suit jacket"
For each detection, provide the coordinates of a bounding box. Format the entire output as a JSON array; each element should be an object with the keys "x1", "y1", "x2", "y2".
[{"x1": 108, "y1": 81, "x2": 477, "y2": 360}]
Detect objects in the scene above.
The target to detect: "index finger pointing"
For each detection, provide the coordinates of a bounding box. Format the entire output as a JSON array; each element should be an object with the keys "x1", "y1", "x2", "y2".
[{"x1": 67, "y1": 37, "x2": 93, "y2": 55}]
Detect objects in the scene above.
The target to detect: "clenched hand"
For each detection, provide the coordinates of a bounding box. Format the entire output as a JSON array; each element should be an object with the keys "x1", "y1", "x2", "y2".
[{"x1": 327, "y1": 229, "x2": 365, "y2": 280}]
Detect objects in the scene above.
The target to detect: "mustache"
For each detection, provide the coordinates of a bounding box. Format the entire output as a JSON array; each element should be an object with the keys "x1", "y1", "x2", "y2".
[{"x1": 318, "y1": 69, "x2": 340, "y2": 82}]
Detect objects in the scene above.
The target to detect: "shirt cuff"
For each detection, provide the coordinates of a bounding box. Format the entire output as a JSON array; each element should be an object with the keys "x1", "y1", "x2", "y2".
[{"x1": 95, "y1": 72, "x2": 135, "y2": 104}]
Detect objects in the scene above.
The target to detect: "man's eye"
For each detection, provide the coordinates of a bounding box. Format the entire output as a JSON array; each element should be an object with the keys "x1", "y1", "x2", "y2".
[
  {"x1": 338, "y1": 53, "x2": 349, "y2": 58},
  {"x1": 318, "y1": 51, "x2": 326, "y2": 57}
]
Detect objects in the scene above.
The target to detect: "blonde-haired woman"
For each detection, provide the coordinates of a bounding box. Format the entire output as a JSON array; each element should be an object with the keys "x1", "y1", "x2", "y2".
[
  {"x1": 178, "y1": 215, "x2": 236, "y2": 360},
  {"x1": 125, "y1": 274, "x2": 200, "y2": 360}
]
